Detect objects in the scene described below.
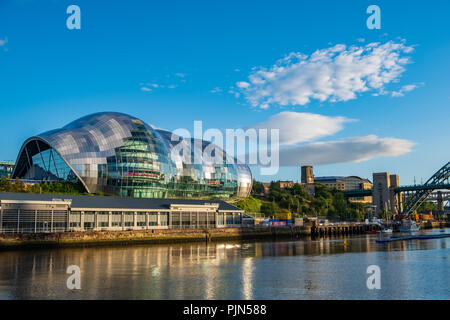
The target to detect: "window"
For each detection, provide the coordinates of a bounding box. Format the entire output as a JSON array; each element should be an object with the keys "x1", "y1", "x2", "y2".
[
  {"x1": 208, "y1": 212, "x2": 216, "y2": 226},
  {"x1": 136, "y1": 212, "x2": 146, "y2": 227},
  {"x1": 226, "y1": 213, "x2": 233, "y2": 226},
  {"x1": 160, "y1": 212, "x2": 169, "y2": 226},
  {"x1": 124, "y1": 212, "x2": 134, "y2": 227},
  {"x1": 234, "y1": 213, "x2": 241, "y2": 225},
  {"x1": 171, "y1": 212, "x2": 180, "y2": 228},
  {"x1": 97, "y1": 212, "x2": 109, "y2": 228},
  {"x1": 70, "y1": 211, "x2": 81, "y2": 228},
  {"x1": 217, "y1": 212, "x2": 224, "y2": 225},
  {"x1": 111, "y1": 212, "x2": 122, "y2": 227},
  {"x1": 148, "y1": 212, "x2": 157, "y2": 226},
  {"x1": 182, "y1": 212, "x2": 190, "y2": 228}
]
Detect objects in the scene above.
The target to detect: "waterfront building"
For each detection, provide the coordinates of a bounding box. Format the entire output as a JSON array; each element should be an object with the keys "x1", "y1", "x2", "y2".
[
  {"x1": 0, "y1": 192, "x2": 244, "y2": 233},
  {"x1": 299, "y1": 165, "x2": 373, "y2": 203},
  {"x1": 314, "y1": 176, "x2": 373, "y2": 203},
  {"x1": 314, "y1": 176, "x2": 372, "y2": 191},
  {"x1": 12, "y1": 112, "x2": 252, "y2": 200}
]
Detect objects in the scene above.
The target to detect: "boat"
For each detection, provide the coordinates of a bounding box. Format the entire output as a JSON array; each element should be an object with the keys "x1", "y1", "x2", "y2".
[
  {"x1": 399, "y1": 219, "x2": 420, "y2": 232},
  {"x1": 379, "y1": 227, "x2": 393, "y2": 234},
  {"x1": 376, "y1": 233, "x2": 450, "y2": 243}
]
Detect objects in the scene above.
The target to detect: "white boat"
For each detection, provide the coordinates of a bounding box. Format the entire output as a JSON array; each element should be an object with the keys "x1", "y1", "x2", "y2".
[
  {"x1": 399, "y1": 219, "x2": 420, "y2": 232},
  {"x1": 380, "y1": 227, "x2": 393, "y2": 234}
]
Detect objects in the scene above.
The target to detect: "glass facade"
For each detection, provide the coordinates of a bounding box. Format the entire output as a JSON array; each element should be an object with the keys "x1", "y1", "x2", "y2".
[
  {"x1": 13, "y1": 112, "x2": 252, "y2": 199},
  {"x1": 29, "y1": 148, "x2": 78, "y2": 182}
]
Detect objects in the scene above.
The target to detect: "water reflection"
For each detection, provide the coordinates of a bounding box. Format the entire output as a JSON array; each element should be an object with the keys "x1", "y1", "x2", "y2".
[{"x1": 0, "y1": 229, "x2": 449, "y2": 300}]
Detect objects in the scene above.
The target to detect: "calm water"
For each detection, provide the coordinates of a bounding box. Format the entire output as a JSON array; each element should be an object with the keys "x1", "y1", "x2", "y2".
[{"x1": 0, "y1": 228, "x2": 449, "y2": 300}]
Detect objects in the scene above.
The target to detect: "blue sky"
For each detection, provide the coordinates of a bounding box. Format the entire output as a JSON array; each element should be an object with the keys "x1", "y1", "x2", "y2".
[{"x1": 0, "y1": 0, "x2": 449, "y2": 184}]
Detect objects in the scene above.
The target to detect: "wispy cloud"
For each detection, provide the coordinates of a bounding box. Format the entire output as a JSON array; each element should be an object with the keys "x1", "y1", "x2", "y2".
[
  {"x1": 391, "y1": 83, "x2": 423, "y2": 97},
  {"x1": 0, "y1": 37, "x2": 7, "y2": 46},
  {"x1": 236, "y1": 40, "x2": 416, "y2": 109},
  {"x1": 244, "y1": 111, "x2": 415, "y2": 166},
  {"x1": 277, "y1": 135, "x2": 415, "y2": 166},
  {"x1": 249, "y1": 111, "x2": 355, "y2": 145},
  {"x1": 210, "y1": 87, "x2": 223, "y2": 94},
  {"x1": 139, "y1": 73, "x2": 186, "y2": 92}
]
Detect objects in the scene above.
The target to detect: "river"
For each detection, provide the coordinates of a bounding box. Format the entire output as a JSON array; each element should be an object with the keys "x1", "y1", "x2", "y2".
[{"x1": 0, "y1": 228, "x2": 449, "y2": 299}]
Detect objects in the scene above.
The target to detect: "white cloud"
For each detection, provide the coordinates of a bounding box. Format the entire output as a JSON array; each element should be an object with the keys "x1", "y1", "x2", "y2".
[
  {"x1": 391, "y1": 83, "x2": 423, "y2": 97},
  {"x1": 139, "y1": 73, "x2": 187, "y2": 92},
  {"x1": 277, "y1": 135, "x2": 415, "y2": 166},
  {"x1": 0, "y1": 37, "x2": 7, "y2": 46},
  {"x1": 211, "y1": 87, "x2": 222, "y2": 94},
  {"x1": 236, "y1": 81, "x2": 250, "y2": 88},
  {"x1": 249, "y1": 111, "x2": 355, "y2": 145},
  {"x1": 236, "y1": 40, "x2": 415, "y2": 109}
]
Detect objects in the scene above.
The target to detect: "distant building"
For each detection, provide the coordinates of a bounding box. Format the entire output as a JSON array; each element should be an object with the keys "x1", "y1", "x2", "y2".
[
  {"x1": 299, "y1": 165, "x2": 373, "y2": 203},
  {"x1": 314, "y1": 176, "x2": 372, "y2": 191},
  {"x1": 0, "y1": 162, "x2": 15, "y2": 179},
  {"x1": 314, "y1": 176, "x2": 347, "y2": 191},
  {"x1": 261, "y1": 182, "x2": 271, "y2": 196},
  {"x1": 314, "y1": 175, "x2": 373, "y2": 203},
  {"x1": 277, "y1": 181, "x2": 295, "y2": 189},
  {"x1": 301, "y1": 166, "x2": 314, "y2": 184},
  {"x1": 300, "y1": 166, "x2": 315, "y2": 195},
  {"x1": 372, "y1": 172, "x2": 402, "y2": 215}
]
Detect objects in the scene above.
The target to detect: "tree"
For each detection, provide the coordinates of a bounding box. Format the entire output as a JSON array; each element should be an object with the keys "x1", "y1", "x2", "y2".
[
  {"x1": 234, "y1": 196, "x2": 262, "y2": 213},
  {"x1": 261, "y1": 201, "x2": 277, "y2": 216},
  {"x1": 292, "y1": 183, "x2": 307, "y2": 197},
  {"x1": 251, "y1": 180, "x2": 264, "y2": 194},
  {"x1": 417, "y1": 201, "x2": 438, "y2": 213},
  {"x1": 0, "y1": 176, "x2": 12, "y2": 192},
  {"x1": 380, "y1": 209, "x2": 393, "y2": 221}
]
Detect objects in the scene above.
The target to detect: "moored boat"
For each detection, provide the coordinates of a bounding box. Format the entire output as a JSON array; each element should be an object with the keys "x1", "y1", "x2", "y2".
[
  {"x1": 379, "y1": 227, "x2": 393, "y2": 234},
  {"x1": 399, "y1": 218, "x2": 420, "y2": 232}
]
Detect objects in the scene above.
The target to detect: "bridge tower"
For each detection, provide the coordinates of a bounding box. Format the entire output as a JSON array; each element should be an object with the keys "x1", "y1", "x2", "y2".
[
  {"x1": 372, "y1": 172, "x2": 401, "y2": 216},
  {"x1": 437, "y1": 191, "x2": 444, "y2": 213},
  {"x1": 373, "y1": 172, "x2": 391, "y2": 216},
  {"x1": 390, "y1": 174, "x2": 402, "y2": 213}
]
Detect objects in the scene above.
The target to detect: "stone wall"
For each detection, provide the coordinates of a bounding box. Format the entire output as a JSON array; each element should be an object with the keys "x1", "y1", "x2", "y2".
[{"x1": 0, "y1": 226, "x2": 310, "y2": 249}]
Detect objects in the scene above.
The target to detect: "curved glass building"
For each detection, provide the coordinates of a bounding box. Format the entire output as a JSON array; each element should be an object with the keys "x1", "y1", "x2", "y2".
[{"x1": 13, "y1": 112, "x2": 252, "y2": 199}]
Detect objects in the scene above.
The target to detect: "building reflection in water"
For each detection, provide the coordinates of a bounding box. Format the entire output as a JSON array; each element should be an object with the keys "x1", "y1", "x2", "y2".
[{"x1": 0, "y1": 231, "x2": 449, "y2": 299}]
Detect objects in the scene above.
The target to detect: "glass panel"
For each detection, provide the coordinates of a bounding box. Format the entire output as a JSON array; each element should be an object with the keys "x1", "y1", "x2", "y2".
[{"x1": 14, "y1": 113, "x2": 253, "y2": 199}]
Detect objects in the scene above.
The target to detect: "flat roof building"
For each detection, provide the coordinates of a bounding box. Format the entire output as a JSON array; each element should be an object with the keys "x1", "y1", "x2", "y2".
[{"x1": 0, "y1": 192, "x2": 244, "y2": 234}]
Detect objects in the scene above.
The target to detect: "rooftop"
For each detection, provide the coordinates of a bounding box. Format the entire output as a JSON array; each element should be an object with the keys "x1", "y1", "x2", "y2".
[{"x1": 0, "y1": 192, "x2": 243, "y2": 211}]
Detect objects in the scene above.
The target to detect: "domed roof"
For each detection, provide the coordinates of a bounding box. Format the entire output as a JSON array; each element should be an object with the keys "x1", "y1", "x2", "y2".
[
  {"x1": 36, "y1": 112, "x2": 167, "y2": 164},
  {"x1": 13, "y1": 112, "x2": 252, "y2": 199}
]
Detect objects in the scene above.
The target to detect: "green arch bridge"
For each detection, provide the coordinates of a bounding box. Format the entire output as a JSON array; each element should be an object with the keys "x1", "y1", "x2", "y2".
[{"x1": 344, "y1": 161, "x2": 450, "y2": 215}]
